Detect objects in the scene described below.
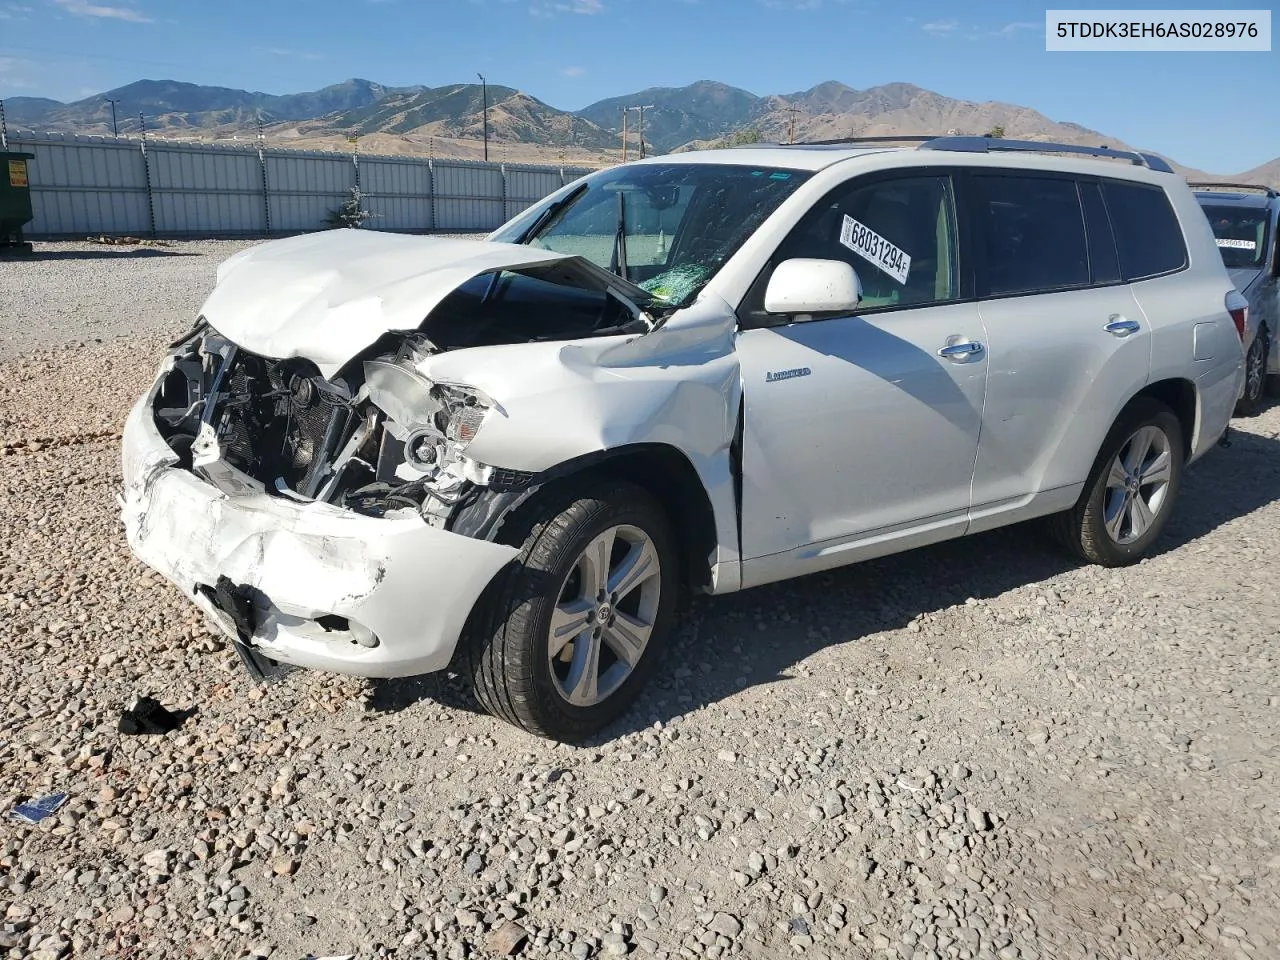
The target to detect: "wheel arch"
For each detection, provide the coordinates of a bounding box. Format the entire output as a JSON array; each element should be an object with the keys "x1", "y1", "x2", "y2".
[
  {"x1": 1132, "y1": 377, "x2": 1197, "y2": 460},
  {"x1": 449, "y1": 443, "x2": 726, "y2": 595}
]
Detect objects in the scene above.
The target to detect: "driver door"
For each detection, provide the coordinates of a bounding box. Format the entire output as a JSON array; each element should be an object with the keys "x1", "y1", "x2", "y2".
[{"x1": 736, "y1": 172, "x2": 988, "y2": 588}]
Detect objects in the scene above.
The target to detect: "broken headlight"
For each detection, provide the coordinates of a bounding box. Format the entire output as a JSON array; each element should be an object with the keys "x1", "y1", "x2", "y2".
[{"x1": 362, "y1": 360, "x2": 493, "y2": 479}]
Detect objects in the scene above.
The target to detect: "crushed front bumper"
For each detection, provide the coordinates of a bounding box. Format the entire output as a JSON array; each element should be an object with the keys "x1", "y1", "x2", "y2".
[{"x1": 119, "y1": 390, "x2": 518, "y2": 678}]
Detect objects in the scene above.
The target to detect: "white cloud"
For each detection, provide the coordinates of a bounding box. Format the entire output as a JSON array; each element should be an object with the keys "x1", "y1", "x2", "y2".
[
  {"x1": 993, "y1": 20, "x2": 1040, "y2": 38},
  {"x1": 0, "y1": 55, "x2": 37, "y2": 89},
  {"x1": 921, "y1": 19, "x2": 959, "y2": 35},
  {"x1": 263, "y1": 47, "x2": 325, "y2": 61},
  {"x1": 530, "y1": 0, "x2": 602, "y2": 16},
  {"x1": 560, "y1": 65, "x2": 586, "y2": 77},
  {"x1": 51, "y1": 0, "x2": 152, "y2": 22}
]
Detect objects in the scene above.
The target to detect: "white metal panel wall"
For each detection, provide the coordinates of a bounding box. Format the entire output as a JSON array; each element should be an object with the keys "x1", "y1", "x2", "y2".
[
  {"x1": 504, "y1": 166, "x2": 565, "y2": 220},
  {"x1": 266, "y1": 150, "x2": 355, "y2": 232},
  {"x1": 149, "y1": 144, "x2": 266, "y2": 235},
  {"x1": 360, "y1": 157, "x2": 433, "y2": 231},
  {"x1": 16, "y1": 135, "x2": 150, "y2": 236},
  {"x1": 432, "y1": 161, "x2": 505, "y2": 230},
  {"x1": 11, "y1": 134, "x2": 597, "y2": 237}
]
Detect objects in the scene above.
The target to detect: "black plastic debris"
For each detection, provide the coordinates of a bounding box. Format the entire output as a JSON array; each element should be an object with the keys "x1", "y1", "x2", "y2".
[
  {"x1": 117, "y1": 696, "x2": 193, "y2": 736},
  {"x1": 11, "y1": 792, "x2": 68, "y2": 824}
]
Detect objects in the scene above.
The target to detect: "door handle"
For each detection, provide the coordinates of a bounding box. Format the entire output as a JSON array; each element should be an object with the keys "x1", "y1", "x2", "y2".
[
  {"x1": 937, "y1": 340, "x2": 985, "y2": 360},
  {"x1": 1105, "y1": 315, "x2": 1141, "y2": 338}
]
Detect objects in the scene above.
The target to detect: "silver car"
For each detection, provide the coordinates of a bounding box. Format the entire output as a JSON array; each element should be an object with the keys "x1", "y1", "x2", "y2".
[{"x1": 1193, "y1": 183, "x2": 1280, "y2": 415}]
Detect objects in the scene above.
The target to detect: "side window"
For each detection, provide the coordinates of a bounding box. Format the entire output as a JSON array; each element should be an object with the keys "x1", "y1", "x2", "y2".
[
  {"x1": 769, "y1": 175, "x2": 960, "y2": 311},
  {"x1": 1101, "y1": 181, "x2": 1188, "y2": 281},
  {"x1": 972, "y1": 175, "x2": 1088, "y2": 296},
  {"x1": 1079, "y1": 181, "x2": 1121, "y2": 285}
]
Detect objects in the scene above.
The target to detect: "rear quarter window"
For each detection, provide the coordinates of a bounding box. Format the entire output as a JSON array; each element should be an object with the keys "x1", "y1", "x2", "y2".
[{"x1": 1101, "y1": 181, "x2": 1188, "y2": 281}]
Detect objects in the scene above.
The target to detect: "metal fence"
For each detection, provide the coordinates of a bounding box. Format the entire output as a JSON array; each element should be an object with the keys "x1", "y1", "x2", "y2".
[{"x1": 6, "y1": 131, "x2": 597, "y2": 239}]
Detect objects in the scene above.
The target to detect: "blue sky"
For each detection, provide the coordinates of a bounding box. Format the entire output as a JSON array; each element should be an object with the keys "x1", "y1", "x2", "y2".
[{"x1": 0, "y1": 0, "x2": 1274, "y2": 172}]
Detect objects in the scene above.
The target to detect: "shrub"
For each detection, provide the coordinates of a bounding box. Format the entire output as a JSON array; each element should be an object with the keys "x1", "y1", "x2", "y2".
[{"x1": 325, "y1": 187, "x2": 375, "y2": 229}]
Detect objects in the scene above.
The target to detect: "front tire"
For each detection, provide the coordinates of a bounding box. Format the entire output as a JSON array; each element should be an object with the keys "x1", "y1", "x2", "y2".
[
  {"x1": 1051, "y1": 398, "x2": 1184, "y2": 567},
  {"x1": 1236, "y1": 327, "x2": 1270, "y2": 416},
  {"x1": 460, "y1": 480, "x2": 677, "y2": 741}
]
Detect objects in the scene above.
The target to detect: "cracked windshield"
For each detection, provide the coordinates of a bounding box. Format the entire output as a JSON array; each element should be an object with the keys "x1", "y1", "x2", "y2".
[{"x1": 512, "y1": 163, "x2": 811, "y2": 306}]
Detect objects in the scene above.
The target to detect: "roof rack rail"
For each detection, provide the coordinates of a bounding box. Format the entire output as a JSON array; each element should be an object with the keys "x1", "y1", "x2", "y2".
[
  {"x1": 793, "y1": 135, "x2": 946, "y2": 146},
  {"x1": 918, "y1": 136, "x2": 1175, "y2": 174},
  {"x1": 1187, "y1": 181, "x2": 1278, "y2": 198}
]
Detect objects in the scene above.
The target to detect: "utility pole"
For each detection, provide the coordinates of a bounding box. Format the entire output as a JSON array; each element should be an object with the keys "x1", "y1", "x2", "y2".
[
  {"x1": 105, "y1": 98, "x2": 120, "y2": 137},
  {"x1": 628, "y1": 105, "x2": 654, "y2": 159},
  {"x1": 786, "y1": 105, "x2": 800, "y2": 144},
  {"x1": 476, "y1": 73, "x2": 489, "y2": 162},
  {"x1": 621, "y1": 107, "x2": 628, "y2": 163}
]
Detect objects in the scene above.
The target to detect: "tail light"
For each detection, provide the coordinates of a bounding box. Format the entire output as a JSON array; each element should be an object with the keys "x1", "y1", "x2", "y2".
[
  {"x1": 1229, "y1": 305, "x2": 1248, "y2": 340},
  {"x1": 1226, "y1": 291, "x2": 1249, "y2": 341}
]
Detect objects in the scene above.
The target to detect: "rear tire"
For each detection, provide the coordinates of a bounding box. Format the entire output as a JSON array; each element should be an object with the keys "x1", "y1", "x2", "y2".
[
  {"x1": 1235, "y1": 328, "x2": 1269, "y2": 416},
  {"x1": 1050, "y1": 398, "x2": 1184, "y2": 567},
  {"x1": 460, "y1": 479, "x2": 677, "y2": 742}
]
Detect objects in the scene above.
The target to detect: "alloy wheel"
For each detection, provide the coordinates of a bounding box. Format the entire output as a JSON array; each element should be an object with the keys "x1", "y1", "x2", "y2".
[
  {"x1": 1103, "y1": 425, "x2": 1174, "y2": 545},
  {"x1": 547, "y1": 524, "x2": 662, "y2": 707},
  {"x1": 1245, "y1": 335, "x2": 1266, "y2": 402}
]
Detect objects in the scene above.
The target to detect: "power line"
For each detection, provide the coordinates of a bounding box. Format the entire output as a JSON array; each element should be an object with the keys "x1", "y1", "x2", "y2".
[
  {"x1": 627, "y1": 104, "x2": 654, "y2": 159},
  {"x1": 786, "y1": 105, "x2": 801, "y2": 145}
]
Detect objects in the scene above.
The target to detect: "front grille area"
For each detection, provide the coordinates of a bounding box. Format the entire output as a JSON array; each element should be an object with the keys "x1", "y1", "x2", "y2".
[
  {"x1": 154, "y1": 332, "x2": 470, "y2": 518},
  {"x1": 206, "y1": 350, "x2": 355, "y2": 496}
]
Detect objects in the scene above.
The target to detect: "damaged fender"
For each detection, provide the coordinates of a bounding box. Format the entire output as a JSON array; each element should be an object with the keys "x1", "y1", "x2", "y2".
[{"x1": 416, "y1": 295, "x2": 746, "y2": 592}]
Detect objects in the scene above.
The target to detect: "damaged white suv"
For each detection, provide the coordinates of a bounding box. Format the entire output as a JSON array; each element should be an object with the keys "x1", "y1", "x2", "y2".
[{"x1": 122, "y1": 138, "x2": 1243, "y2": 740}]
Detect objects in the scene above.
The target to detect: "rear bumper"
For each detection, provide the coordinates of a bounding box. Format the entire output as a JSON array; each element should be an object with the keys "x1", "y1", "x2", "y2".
[{"x1": 119, "y1": 389, "x2": 518, "y2": 678}]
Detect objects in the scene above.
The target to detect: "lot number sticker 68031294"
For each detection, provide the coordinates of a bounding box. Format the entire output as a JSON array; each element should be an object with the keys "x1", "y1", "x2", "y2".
[{"x1": 839, "y1": 214, "x2": 911, "y2": 285}]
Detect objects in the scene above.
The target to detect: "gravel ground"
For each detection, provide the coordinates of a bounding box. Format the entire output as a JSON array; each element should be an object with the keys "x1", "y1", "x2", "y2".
[{"x1": 1, "y1": 240, "x2": 1279, "y2": 960}]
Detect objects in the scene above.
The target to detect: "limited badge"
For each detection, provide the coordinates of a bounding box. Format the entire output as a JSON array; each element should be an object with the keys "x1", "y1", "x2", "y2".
[{"x1": 839, "y1": 215, "x2": 910, "y2": 285}]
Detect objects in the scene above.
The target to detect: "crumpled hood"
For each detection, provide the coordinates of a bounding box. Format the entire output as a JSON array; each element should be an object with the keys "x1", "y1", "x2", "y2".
[{"x1": 199, "y1": 230, "x2": 569, "y2": 377}]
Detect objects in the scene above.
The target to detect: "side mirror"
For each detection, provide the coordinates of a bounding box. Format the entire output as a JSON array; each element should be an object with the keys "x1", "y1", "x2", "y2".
[{"x1": 764, "y1": 258, "x2": 862, "y2": 317}]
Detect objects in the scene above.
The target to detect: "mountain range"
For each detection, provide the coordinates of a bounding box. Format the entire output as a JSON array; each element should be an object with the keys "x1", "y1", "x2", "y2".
[{"x1": 3, "y1": 77, "x2": 1276, "y2": 186}]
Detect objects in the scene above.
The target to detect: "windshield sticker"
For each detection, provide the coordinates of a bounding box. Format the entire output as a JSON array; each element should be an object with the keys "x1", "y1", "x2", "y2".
[
  {"x1": 1216, "y1": 238, "x2": 1257, "y2": 250},
  {"x1": 770, "y1": 172, "x2": 793, "y2": 181},
  {"x1": 839, "y1": 215, "x2": 911, "y2": 285}
]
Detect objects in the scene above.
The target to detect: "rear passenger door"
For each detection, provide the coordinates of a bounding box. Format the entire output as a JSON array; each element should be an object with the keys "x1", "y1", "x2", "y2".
[{"x1": 967, "y1": 172, "x2": 1152, "y2": 528}]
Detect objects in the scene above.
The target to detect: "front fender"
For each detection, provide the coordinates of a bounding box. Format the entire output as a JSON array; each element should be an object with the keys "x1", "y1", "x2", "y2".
[{"x1": 422, "y1": 296, "x2": 744, "y2": 591}]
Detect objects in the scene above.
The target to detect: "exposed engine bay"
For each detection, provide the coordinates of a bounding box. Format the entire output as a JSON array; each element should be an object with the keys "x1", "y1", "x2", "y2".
[
  {"x1": 150, "y1": 266, "x2": 661, "y2": 529},
  {"x1": 153, "y1": 330, "x2": 488, "y2": 524}
]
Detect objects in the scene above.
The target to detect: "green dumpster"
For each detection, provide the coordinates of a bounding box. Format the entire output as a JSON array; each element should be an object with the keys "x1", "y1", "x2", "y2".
[{"x1": 0, "y1": 151, "x2": 35, "y2": 254}]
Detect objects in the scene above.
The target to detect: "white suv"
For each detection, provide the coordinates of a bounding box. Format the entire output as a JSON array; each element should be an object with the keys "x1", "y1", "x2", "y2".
[{"x1": 121, "y1": 137, "x2": 1244, "y2": 740}]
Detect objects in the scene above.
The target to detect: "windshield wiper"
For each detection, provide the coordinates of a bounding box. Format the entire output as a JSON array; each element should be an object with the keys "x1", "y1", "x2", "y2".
[
  {"x1": 518, "y1": 183, "x2": 588, "y2": 244},
  {"x1": 610, "y1": 190, "x2": 629, "y2": 282}
]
